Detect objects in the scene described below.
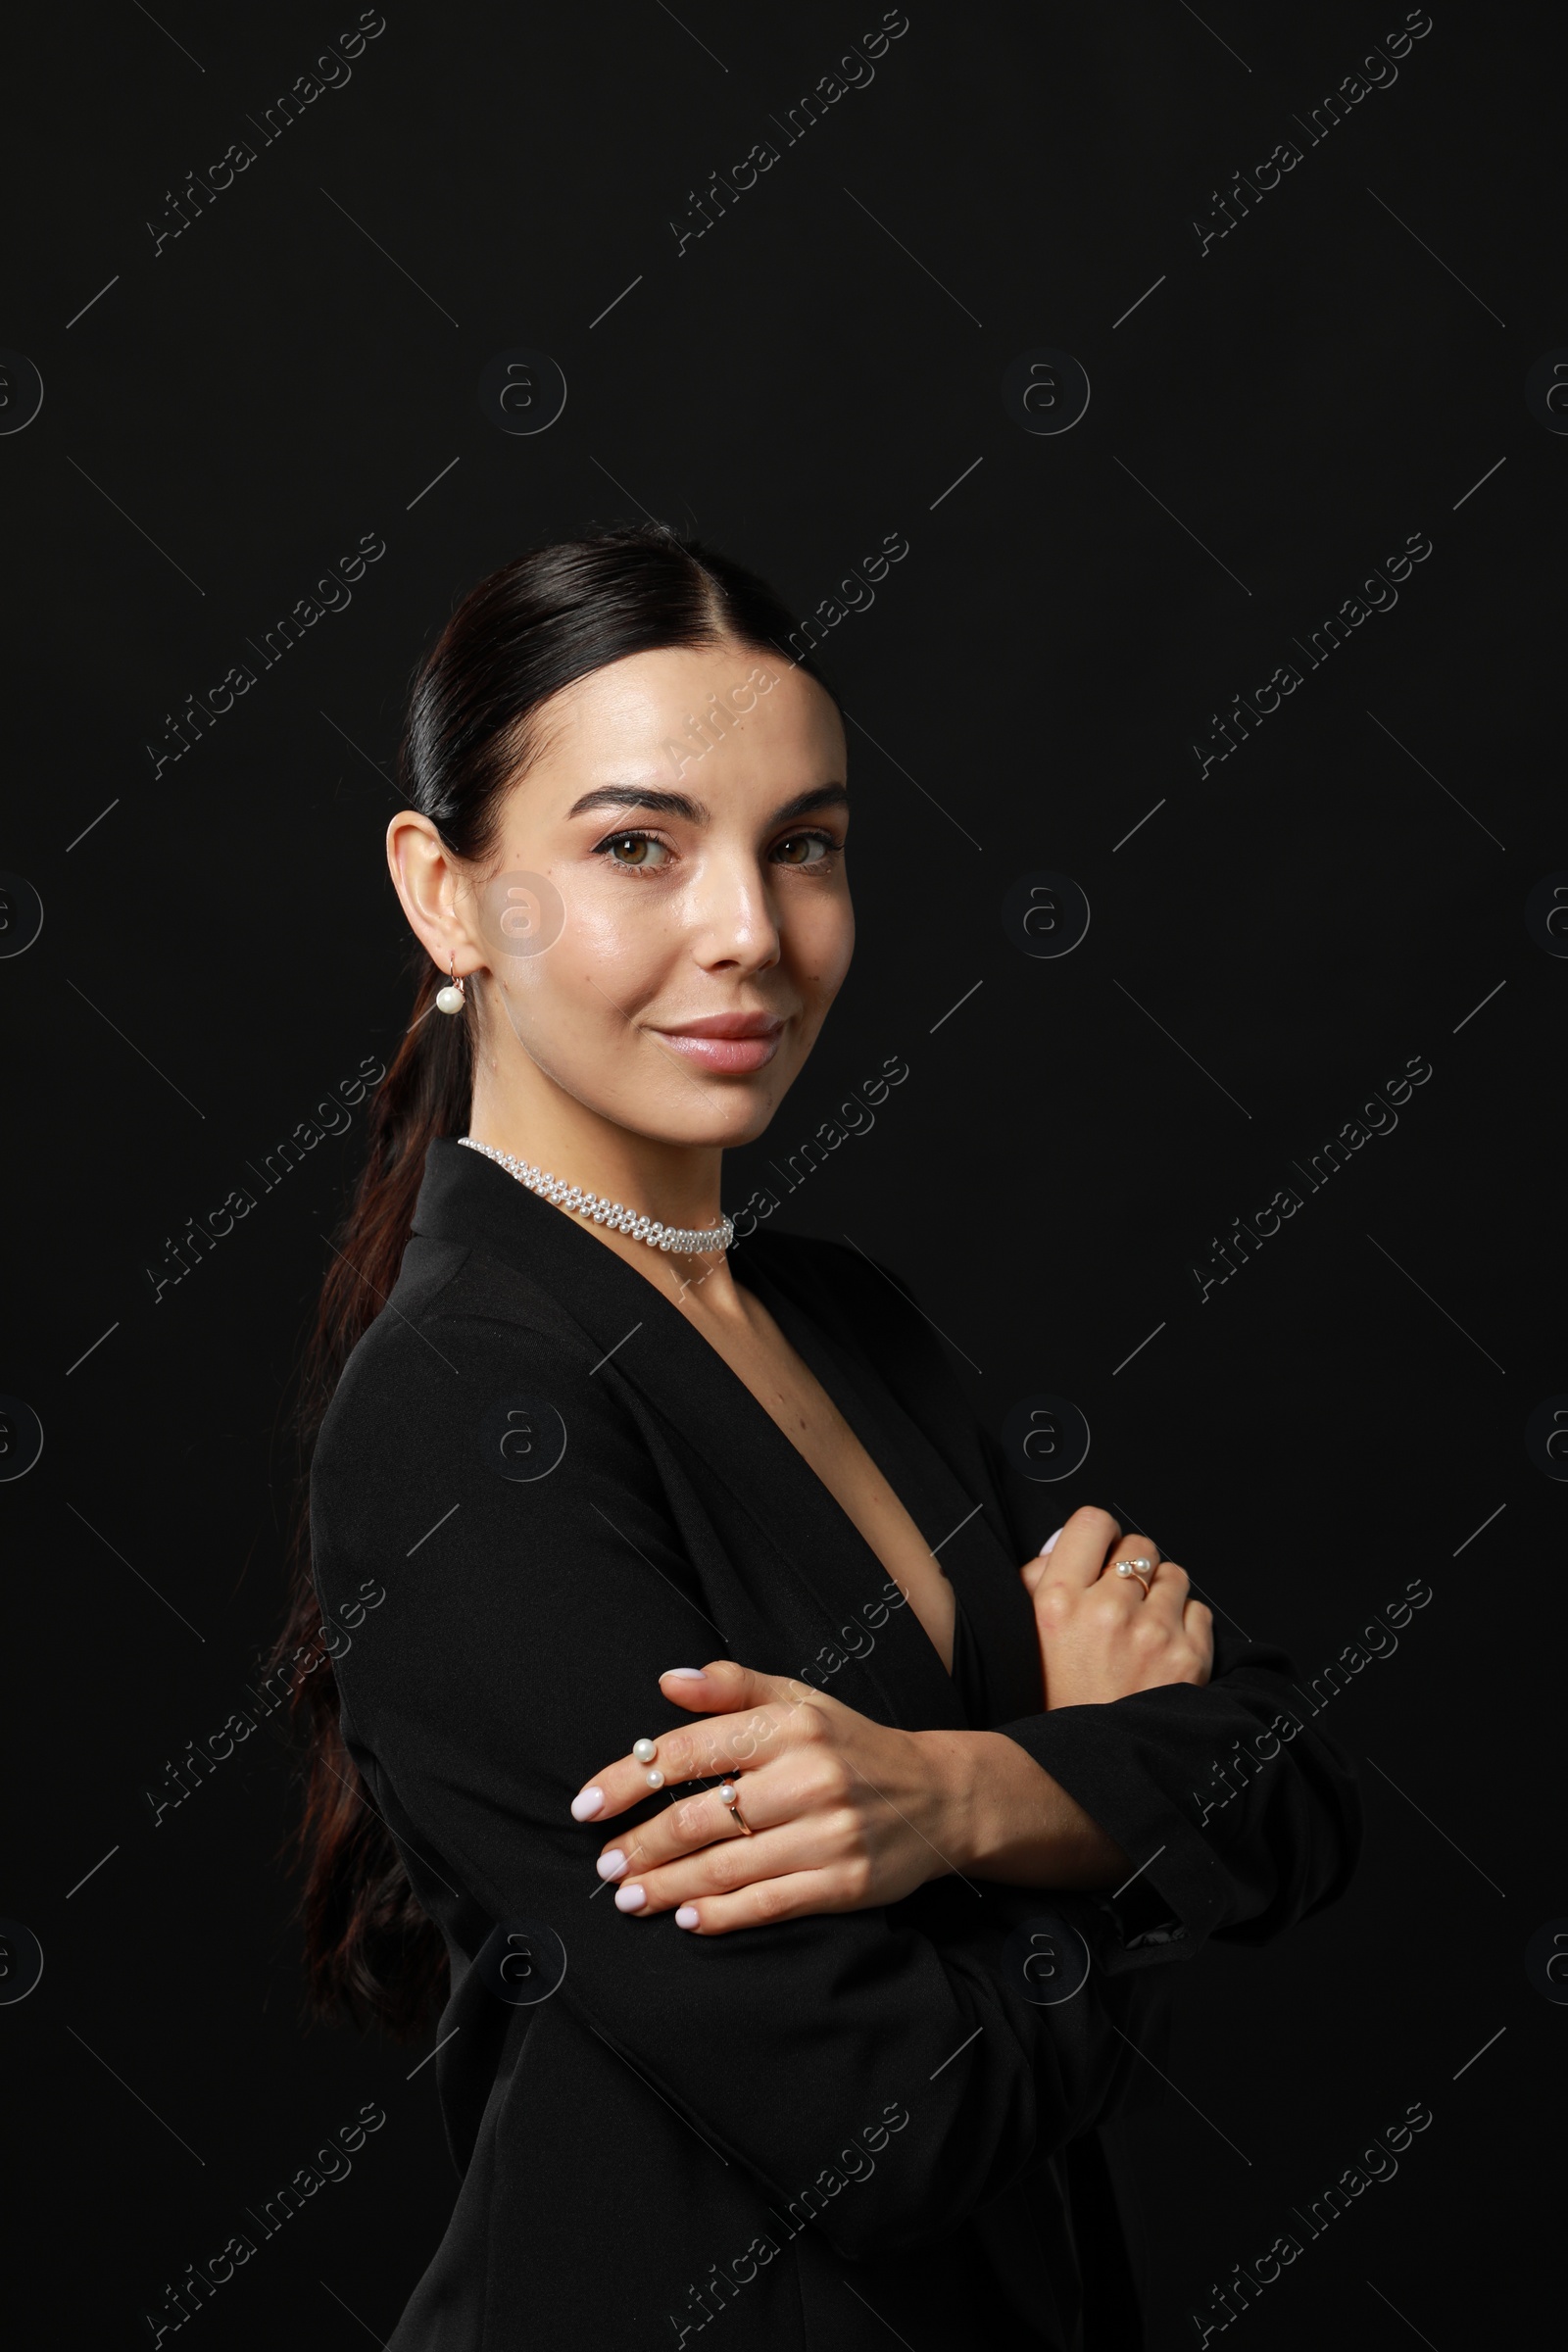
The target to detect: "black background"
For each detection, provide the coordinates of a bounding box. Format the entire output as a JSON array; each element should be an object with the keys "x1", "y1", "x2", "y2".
[{"x1": 2, "y1": 2, "x2": 1559, "y2": 2343}]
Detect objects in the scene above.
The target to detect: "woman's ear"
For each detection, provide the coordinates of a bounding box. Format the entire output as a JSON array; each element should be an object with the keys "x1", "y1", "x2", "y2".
[{"x1": 386, "y1": 811, "x2": 484, "y2": 978}]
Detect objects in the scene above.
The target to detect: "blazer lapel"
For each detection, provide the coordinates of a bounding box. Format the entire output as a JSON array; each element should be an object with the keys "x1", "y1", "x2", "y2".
[
  {"x1": 409, "y1": 1142, "x2": 967, "y2": 1731},
  {"x1": 731, "y1": 1245, "x2": 976, "y2": 1728},
  {"x1": 740, "y1": 1236, "x2": 1044, "y2": 1727}
]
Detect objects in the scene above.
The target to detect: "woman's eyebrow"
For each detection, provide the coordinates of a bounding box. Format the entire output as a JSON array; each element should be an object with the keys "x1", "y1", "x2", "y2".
[
  {"x1": 566, "y1": 781, "x2": 848, "y2": 825},
  {"x1": 567, "y1": 785, "x2": 709, "y2": 822},
  {"x1": 771, "y1": 782, "x2": 849, "y2": 824}
]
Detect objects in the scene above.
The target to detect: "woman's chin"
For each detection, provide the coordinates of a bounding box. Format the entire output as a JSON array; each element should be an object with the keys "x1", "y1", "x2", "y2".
[{"x1": 633, "y1": 1083, "x2": 787, "y2": 1153}]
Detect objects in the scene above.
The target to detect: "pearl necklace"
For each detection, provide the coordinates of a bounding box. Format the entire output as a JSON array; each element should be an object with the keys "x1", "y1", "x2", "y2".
[{"x1": 459, "y1": 1135, "x2": 734, "y2": 1255}]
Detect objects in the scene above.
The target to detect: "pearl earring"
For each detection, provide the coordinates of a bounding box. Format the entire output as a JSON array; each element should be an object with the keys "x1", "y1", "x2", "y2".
[{"x1": 436, "y1": 956, "x2": 466, "y2": 1015}]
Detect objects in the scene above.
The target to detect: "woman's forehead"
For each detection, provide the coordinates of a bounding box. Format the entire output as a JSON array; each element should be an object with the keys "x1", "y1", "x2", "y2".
[{"x1": 518, "y1": 648, "x2": 845, "y2": 797}]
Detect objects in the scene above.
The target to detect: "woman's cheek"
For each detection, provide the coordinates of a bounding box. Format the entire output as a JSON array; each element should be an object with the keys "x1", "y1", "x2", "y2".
[
  {"x1": 797, "y1": 896, "x2": 856, "y2": 1001},
  {"x1": 571, "y1": 884, "x2": 668, "y2": 981},
  {"x1": 511, "y1": 877, "x2": 675, "y2": 1059}
]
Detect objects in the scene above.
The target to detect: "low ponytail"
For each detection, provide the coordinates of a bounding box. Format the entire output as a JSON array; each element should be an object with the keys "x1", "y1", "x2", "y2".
[
  {"x1": 269, "y1": 956, "x2": 474, "y2": 2036},
  {"x1": 270, "y1": 522, "x2": 832, "y2": 2036}
]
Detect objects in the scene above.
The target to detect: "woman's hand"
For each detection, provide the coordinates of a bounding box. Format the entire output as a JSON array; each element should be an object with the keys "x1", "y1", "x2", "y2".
[
  {"x1": 571, "y1": 1664, "x2": 972, "y2": 1936},
  {"x1": 569, "y1": 1660, "x2": 1131, "y2": 1934},
  {"x1": 1020, "y1": 1505, "x2": 1213, "y2": 1709},
  {"x1": 567, "y1": 1519, "x2": 1208, "y2": 1936}
]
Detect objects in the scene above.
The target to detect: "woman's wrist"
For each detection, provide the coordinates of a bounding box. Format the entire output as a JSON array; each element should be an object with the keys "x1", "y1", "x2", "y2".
[{"x1": 917, "y1": 1728, "x2": 1131, "y2": 1890}]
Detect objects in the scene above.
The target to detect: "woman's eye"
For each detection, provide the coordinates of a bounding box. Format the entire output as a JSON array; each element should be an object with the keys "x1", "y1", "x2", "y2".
[
  {"x1": 600, "y1": 831, "x2": 670, "y2": 871},
  {"x1": 773, "y1": 832, "x2": 836, "y2": 867}
]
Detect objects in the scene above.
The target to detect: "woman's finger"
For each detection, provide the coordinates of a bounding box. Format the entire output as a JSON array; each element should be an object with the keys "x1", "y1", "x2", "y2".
[
  {"x1": 1104, "y1": 1533, "x2": 1161, "y2": 1574},
  {"x1": 1183, "y1": 1596, "x2": 1215, "y2": 1673},
  {"x1": 1138, "y1": 1559, "x2": 1190, "y2": 1625},
  {"x1": 597, "y1": 1772, "x2": 779, "y2": 1880},
  {"x1": 654, "y1": 1659, "x2": 817, "y2": 1718},
  {"x1": 571, "y1": 1726, "x2": 764, "y2": 1823},
  {"x1": 569, "y1": 1700, "x2": 787, "y2": 1823},
  {"x1": 569, "y1": 1662, "x2": 829, "y2": 1824},
  {"x1": 671, "y1": 1869, "x2": 848, "y2": 1937},
  {"x1": 1034, "y1": 1504, "x2": 1123, "y2": 1592},
  {"x1": 610, "y1": 1825, "x2": 826, "y2": 1917},
  {"x1": 1093, "y1": 1534, "x2": 1162, "y2": 1606}
]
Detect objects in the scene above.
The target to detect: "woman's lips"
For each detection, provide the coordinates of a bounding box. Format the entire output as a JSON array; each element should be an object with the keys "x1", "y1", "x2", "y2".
[{"x1": 652, "y1": 1016, "x2": 785, "y2": 1075}]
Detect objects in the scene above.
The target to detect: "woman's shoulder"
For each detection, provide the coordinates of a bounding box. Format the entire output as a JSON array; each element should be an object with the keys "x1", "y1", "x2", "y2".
[{"x1": 313, "y1": 1233, "x2": 612, "y2": 1477}]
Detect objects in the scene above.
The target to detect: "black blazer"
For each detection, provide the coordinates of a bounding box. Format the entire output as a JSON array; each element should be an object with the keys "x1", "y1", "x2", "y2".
[{"x1": 310, "y1": 1139, "x2": 1359, "y2": 2350}]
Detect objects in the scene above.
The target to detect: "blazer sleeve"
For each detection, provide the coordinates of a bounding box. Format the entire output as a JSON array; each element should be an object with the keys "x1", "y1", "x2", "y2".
[
  {"x1": 310, "y1": 1299, "x2": 1160, "y2": 2262},
  {"x1": 818, "y1": 1235, "x2": 1360, "y2": 1956},
  {"x1": 975, "y1": 1417, "x2": 1363, "y2": 1952}
]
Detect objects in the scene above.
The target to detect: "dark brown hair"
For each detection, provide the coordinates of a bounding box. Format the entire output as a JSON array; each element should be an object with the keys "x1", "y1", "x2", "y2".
[{"x1": 270, "y1": 524, "x2": 833, "y2": 2036}]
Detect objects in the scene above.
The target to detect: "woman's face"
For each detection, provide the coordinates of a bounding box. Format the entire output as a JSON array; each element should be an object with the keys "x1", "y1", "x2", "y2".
[{"x1": 451, "y1": 641, "x2": 853, "y2": 1150}]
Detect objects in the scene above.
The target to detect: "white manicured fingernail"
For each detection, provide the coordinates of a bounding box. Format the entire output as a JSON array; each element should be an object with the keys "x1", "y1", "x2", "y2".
[
  {"x1": 596, "y1": 1850, "x2": 627, "y2": 1881},
  {"x1": 1040, "y1": 1528, "x2": 1062, "y2": 1556},
  {"x1": 662, "y1": 1667, "x2": 706, "y2": 1681},
  {"x1": 614, "y1": 1884, "x2": 646, "y2": 1912},
  {"x1": 675, "y1": 1906, "x2": 700, "y2": 1930},
  {"x1": 570, "y1": 1787, "x2": 604, "y2": 1821}
]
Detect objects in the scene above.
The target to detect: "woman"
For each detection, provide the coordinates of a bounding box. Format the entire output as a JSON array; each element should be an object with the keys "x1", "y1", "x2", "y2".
[{"x1": 283, "y1": 525, "x2": 1359, "y2": 2349}]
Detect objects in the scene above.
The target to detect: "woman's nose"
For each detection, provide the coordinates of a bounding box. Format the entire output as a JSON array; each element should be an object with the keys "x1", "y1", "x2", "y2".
[{"x1": 684, "y1": 856, "x2": 782, "y2": 972}]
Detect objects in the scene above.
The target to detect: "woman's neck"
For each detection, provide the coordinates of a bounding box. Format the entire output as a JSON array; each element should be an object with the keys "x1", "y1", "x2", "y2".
[{"x1": 466, "y1": 1056, "x2": 734, "y2": 1296}]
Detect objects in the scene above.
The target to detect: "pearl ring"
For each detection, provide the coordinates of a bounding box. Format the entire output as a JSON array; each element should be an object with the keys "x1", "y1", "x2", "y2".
[
  {"x1": 632, "y1": 1736, "x2": 663, "y2": 1789},
  {"x1": 718, "y1": 1781, "x2": 754, "y2": 1836},
  {"x1": 1114, "y1": 1556, "x2": 1156, "y2": 1591}
]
